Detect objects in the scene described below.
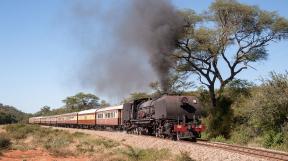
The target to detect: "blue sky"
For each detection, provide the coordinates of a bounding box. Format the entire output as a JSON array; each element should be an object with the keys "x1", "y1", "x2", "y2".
[{"x1": 0, "y1": 0, "x2": 287, "y2": 113}]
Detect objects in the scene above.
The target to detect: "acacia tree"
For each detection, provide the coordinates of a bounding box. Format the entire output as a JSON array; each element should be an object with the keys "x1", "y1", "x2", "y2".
[
  {"x1": 62, "y1": 92, "x2": 100, "y2": 110},
  {"x1": 176, "y1": 0, "x2": 288, "y2": 108},
  {"x1": 35, "y1": 105, "x2": 51, "y2": 116}
]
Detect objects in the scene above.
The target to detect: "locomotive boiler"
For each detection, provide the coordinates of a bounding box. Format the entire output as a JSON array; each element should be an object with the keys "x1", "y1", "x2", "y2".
[{"x1": 123, "y1": 95, "x2": 205, "y2": 141}]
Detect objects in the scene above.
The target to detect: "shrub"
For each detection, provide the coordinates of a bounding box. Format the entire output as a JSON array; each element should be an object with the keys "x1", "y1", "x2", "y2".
[
  {"x1": 175, "y1": 151, "x2": 195, "y2": 161},
  {"x1": 121, "y1": 146, "x2": 170, "y2": 161},
  {"x1": 211, "y1": 135, "x2": 226, "y2": 142},
  {"x1": 93, "y1": 138, "x2": 120, "y2": 149},
  {"x1": 76, "y1": 141, "x2": 96, "y2": 154},
  {"x1": 247, "y1": 72, "x2": 288, "y2": 133},
  {"x1": 230, "y1": 127, "x2": 251, "y2": 145},
  {"x1": 204, "y1": 96, "x2": 233, "y2": 138},
  {"x1": 44, "y1": 136, "x2": 72, "y2": 150},
  {"x1": 72, "y1": 132, "x2": 87, "y2": 138},
  {"x1": 5, "y1": 124, "x2": 40, "y2": 139},
  {"x1": 0, "y1": 133, "x2": 11, "y2": 150},
  {"x1": 262, "y1": 131, "x2": 284, "y2": 148}
]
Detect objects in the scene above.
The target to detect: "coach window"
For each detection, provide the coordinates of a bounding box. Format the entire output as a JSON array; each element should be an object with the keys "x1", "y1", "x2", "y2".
[{"x1": 97, "y1": 113, "x2": 103, "y2": 119}]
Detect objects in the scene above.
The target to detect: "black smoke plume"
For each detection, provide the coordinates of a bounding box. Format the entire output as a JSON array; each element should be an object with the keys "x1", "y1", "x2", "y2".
[{"x1": 72, "y1": 0, "x2": 183, "y2": 97}]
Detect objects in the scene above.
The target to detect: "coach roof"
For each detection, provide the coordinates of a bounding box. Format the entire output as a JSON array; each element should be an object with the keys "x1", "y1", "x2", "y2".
[
  {"x1": 96, "y1": 105, "x2": 123, "y2": 112},
  {"x1": 78, "y1": 109, "x2": 97, "y2": 115}
]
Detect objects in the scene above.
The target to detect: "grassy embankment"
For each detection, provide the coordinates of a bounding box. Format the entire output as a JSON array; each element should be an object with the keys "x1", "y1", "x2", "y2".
[{"x1": 0, "y1": 124, "x2": 194, "y2": 161}]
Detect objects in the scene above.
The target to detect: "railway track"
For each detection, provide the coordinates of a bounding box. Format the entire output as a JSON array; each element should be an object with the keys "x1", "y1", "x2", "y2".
[{"x1": 194, "y1": 140, "x2": 288, "y2": 161}]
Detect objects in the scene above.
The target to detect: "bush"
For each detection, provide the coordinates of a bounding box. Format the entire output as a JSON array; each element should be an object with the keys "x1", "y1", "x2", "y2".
[
  {"x1": 93, "y1": 138, "x2": 120, "y2": 149},
  {"x1": 230, "y1": 127, "x2": 251, "y2": 145},
  {"x1": 72, "y1": 132, "x2": 87, "y2": 138},
  {"x1": 175, "y1": 151, "x2": 195, "y2": 161},
  {"x1": 5, "y1": 124, "x2": 40, "y2": 139},
  {"x1": 0, "y1": 133, "x2": 11, "y2": 150},
  {"x1": 204, "y1": 96, "x2": 233, "y2": 138},
  {"x1": 262, "y1": 131, "x2": 284, "y2": 148},
  {"x1": 247, "y1": 72, "x2": 288, "y2": 133},
  {"x1": 211, "y1": 135, "x2": 226, "y2": 142},
  {"x1": 122, "y1": 146, "x2": 170, "y2": 161}
]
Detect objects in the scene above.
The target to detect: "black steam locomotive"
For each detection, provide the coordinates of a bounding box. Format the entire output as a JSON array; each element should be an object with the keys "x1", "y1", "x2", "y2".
[{"x1": 123, "y1": 95, "x2": 205, "y2": 141}]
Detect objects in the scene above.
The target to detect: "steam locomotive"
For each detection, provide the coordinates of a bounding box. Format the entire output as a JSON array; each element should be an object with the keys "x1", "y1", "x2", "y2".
[
  {"x1": 29, "y1": 95, "x2": 205, "y2": 141},
  {"x1": 123, "y1": 95, "x2": 205, "y2": 141}
]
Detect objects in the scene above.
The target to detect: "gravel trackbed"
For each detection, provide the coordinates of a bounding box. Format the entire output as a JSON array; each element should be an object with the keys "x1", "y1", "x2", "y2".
[{"x1": 48, "y1": 126, "x2": 268, "y2": 161}]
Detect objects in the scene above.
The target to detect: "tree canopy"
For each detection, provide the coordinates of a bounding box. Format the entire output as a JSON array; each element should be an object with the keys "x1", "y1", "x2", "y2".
[
  {"x1": 0, "y1": 103, "x2": 30, "y2": 124},
  {"x1": 176, "y1": 0, "x2": 288, "y2": 107},
  {"x1": 62, "y1": 92, "x2": 100, "y2": 111}
]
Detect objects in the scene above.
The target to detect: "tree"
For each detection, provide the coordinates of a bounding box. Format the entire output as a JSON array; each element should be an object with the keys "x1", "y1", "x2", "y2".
[
  {"x1": 62, "y1": 92, "x2": 100, "y2": 110},
  {"x1": 0, "y1": 104, "x2": 29, "y2": 123},
  {"x1": 99, "y1": 100, "x2": 110, "y2": 108},
  {"x1": 0, "y1": 112, "x2": 17, "y2": 124},
  {"x1": 176, "y1": 0, "x2": 288, "y2": 108},
  {"x1": 34, "y1": 105, "x2": 51, "y2": 116}
]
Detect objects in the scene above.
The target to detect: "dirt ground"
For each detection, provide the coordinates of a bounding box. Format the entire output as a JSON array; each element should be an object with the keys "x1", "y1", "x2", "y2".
[{"x1": 0, "y1": 126, "x2": 92, "y2": 161}]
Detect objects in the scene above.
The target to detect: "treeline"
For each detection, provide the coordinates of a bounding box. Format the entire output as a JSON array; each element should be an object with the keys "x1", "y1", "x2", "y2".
[
  {"x1": 198, "y1": 72, "x2": 288, "y2": 151},
  {"x1": 0, "y1": 104, "x2": 30, "y2": 124},
  {"x1": 34, "y1": 92, "x2": 111, "y2": 116}
]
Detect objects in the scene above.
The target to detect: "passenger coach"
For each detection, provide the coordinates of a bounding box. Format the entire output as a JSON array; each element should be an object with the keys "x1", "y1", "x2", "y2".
[{"x1": 29, "y1": 105, "x2": 124, "y2": 129}]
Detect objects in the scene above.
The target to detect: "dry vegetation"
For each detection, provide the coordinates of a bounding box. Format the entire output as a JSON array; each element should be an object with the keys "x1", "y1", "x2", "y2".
[{"x1": 0, "y1": 124, "x2": 194, "y2": 161}]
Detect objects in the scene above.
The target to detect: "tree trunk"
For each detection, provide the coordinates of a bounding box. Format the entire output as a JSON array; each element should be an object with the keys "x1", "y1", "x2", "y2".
[{"x1": 209, "y1": 86, "x2": 217, "y2": 108}]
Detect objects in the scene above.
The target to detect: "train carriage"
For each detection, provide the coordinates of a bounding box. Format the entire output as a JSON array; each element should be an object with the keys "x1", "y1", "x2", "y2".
[
  {"x1": 56, "y1": 114, "x2": 65, "y2": 125},
  {"x1": 50, "y1": 115, "x2": 58, "y2": 125},
  {"x1": 63, "y1": 112, "x2": 78, "y2": 127},
  {"x1": 40, "y1": 117, "x2": 47, "y2": 125},
  {"x1": 78, "y1": 109, "x2": 97, "y2": 128},
  {"x1": 35, "y1": 117, "x2": 42, "y2": 124},
  {"x1": 96, "y1": 105, "x2": 123, "y2": 127},
  {"x1": 28, "y1": 117, "x2": 36, "y2": 124}
]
